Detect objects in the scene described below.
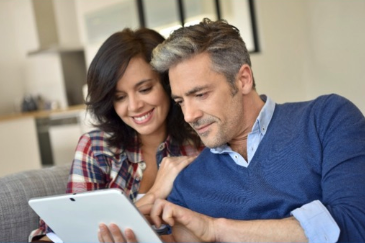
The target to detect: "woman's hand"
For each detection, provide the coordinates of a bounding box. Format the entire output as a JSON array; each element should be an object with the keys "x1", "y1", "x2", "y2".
[
  {"x1": 98, "y1": 223, "x2": 173, "y2": 243},
  {"x1": 136, "y1": 155, "x2": 197, "y2": 207},
  {"x1": 98, "y1": 223, "x2": 137, "y2": 243}
]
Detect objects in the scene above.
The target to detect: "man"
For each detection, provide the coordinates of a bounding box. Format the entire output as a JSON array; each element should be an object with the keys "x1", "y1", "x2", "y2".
[
  {"x1": 149, "y1": 18, "x2": 365, "y2": 242},
  {"x1": 100, "y1": 18, "x2": 365, "y2": 242}
]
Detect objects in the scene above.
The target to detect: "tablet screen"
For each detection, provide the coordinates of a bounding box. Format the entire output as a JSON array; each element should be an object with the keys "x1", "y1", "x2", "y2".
[{"x1": 29, "y1": 189, "x2": 162, "y2": 242}]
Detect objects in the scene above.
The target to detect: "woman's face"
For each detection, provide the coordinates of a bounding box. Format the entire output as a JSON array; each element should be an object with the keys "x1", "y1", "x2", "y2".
[{"x1": 113, "y1": 56, "x2": 170, "y2": 138}]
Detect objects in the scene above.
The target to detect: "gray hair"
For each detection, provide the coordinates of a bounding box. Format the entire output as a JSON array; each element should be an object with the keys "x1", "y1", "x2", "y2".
[{"x1": 151, "y1": 18, "x2": 255, "y2": 91}]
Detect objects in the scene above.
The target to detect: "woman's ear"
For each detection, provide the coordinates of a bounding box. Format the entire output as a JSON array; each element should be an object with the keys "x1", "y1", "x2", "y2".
[{"x1": 236, "y1": 64, "x2": 253, "y2": 94}]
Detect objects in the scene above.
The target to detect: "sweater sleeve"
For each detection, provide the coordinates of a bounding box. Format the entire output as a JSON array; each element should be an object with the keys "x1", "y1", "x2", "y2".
[{"x1": 316, "y1": 94, "x2": 365, "y2": 242}]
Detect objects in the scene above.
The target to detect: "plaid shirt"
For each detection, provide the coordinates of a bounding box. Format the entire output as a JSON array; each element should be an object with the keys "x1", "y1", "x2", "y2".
[{"x1": 29, "y1": 129, "x2": 203, "y2": 241}]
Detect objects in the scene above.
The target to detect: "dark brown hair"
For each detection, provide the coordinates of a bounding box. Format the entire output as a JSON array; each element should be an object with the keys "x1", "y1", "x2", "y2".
[{"x1": 86, "y1": 28, "x2": 199, "y2": 149}]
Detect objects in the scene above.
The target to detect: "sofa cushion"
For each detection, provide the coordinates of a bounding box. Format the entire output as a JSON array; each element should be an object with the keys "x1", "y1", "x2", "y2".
[{"x1": 0, "y1": 165, "x2": 70, "y2": 242}]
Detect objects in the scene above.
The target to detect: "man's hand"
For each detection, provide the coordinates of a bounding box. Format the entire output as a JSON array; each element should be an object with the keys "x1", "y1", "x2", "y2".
[
  {"x1": 98, "y1": 223, "x2": 137, "y2": 243},
  {"x1": 147, "y1": 199, "x2": 217, "y2": 242}
]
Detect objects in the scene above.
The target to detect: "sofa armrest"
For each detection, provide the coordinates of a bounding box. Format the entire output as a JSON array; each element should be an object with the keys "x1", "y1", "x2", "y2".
[{"x1": 0, "y1": 164, "x2": 70, "y2": 242}]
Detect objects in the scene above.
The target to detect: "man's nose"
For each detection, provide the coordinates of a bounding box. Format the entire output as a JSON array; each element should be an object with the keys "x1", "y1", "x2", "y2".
[{"x1": 182, "y1": 103, "x2": 202, "y2": 123}]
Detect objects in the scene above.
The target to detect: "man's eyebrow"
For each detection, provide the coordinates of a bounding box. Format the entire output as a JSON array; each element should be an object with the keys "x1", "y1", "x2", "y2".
[
  {"x1": 171, "y1": 94, "x2": 180, "y2": 100},
  {"x1": 171, "y1": 85, "x2": 209, "y2": 100},
  {"x1": 185, "y1": 86, "x2": 208, "y2": 96}
]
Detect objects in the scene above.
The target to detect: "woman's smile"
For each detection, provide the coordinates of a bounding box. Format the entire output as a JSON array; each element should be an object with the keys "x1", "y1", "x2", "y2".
[{"x1": 132, "y1": 109, "x2": 154, "y2": 124}]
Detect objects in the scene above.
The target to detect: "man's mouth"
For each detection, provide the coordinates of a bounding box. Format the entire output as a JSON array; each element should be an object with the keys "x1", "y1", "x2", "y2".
[{"x1": 193, "y1": 123, "x2": 213, "y2": 134}]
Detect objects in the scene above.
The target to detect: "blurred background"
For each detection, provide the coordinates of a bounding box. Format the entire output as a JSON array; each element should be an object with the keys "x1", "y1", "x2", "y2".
[{"x1": 0, "y1": 0, "x2": 364, "y2": 176}]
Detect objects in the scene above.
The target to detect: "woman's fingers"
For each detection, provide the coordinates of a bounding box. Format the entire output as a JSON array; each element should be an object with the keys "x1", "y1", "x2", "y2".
[
  {"x1": 124, "y1": 228, "x2": 138, "y2": 243},
  {"x1": 158, "y1": 155, "x2": 198, "y2": 180},
  {"x1": 98, "y1": 223, "x2": 137, "y2": 243},
  {"x1": 146, "y1": 155, "x2": 198, "y2": 200},
  {"x1": 160, "y1": 155, "x2": 197, "y2": 169},
  {"x1": 98, "y1": 223, "x2": 116, "y2": 242},
  {"x1": 109, "y1": 224, "x2": 126, "y2": 242},
  {"x1": 175, "y1": 155, "x2": 197, "y2": 169}
]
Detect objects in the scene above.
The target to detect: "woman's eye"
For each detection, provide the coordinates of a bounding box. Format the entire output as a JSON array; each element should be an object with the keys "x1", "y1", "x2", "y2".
[
  {"x1": 115, "y1": 95, "x2": 125, "y2": 101},
  {"x1": 140, "y1": 87, "x2": 152, "y2": 93}
]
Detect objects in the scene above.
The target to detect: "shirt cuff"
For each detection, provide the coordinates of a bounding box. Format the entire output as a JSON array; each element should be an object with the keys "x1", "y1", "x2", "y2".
[{"x1": 291, "y1": 200, "x2": 340, "y2": 243}]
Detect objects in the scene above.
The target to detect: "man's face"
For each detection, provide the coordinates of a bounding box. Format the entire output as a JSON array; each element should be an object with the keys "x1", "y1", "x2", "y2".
[{"x1": 169, "y1": 53, "x2": 245, "y2": 148}]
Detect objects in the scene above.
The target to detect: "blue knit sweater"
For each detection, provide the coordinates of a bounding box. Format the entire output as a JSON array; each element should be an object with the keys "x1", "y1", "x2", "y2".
[{"x1": 168, "y1": 94, "x2": 365, "y2": 242}]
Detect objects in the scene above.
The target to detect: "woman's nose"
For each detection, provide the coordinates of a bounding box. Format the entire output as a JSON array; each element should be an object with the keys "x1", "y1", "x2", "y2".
[{"x1": 128, "y1": 95, "x2": 143, "y2": 111}]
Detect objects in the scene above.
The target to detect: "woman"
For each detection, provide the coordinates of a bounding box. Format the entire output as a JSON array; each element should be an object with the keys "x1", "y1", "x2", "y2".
[{"x1": 30, "y1": 28, "x2": 203, "y2": 242}]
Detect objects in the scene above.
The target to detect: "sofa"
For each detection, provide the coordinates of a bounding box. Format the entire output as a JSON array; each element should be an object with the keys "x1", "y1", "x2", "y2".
[{"x1": 0, "y1": 164, "x2": 70, "y2": 242}]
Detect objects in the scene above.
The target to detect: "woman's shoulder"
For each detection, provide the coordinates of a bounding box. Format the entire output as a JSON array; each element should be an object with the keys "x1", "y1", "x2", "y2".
[
  {"x1": 77, "y1": 129, "x2": 124, "y2": 156},
  {"x1": 79, "y1": 129, "x2": 108, "y2": 144}
]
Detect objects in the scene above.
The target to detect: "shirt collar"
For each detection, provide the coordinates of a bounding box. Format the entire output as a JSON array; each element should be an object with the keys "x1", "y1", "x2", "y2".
[
  {"x1": 125, "y1": 134, "x2": 180, "y2": 163},
  {"x1": 125, "y1": 133, "x2": 143, "y2": 163},
  {"x1": 251, "y1": 95, "x2": 275, "y2": 136}
]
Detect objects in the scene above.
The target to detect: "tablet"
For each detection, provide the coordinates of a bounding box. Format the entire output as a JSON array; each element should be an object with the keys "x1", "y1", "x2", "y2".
[{"x1": 28, "y1": 189, "x2": 162, "y2": 242}]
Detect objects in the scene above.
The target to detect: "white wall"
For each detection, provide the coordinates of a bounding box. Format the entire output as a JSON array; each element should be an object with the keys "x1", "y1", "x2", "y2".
[
  {"x1": 251, "y1": 0, "x2": 365, "y2": 114},
  {"x1": 305, "y1": 0, "x2": 365, "y2": 112},
  {"x1": 251, "y1": 0, "x2": 310, "y2": 103},
  {"x1": 53, "y1": 0, "x2": 81, "y2": 47},
  {"x1": 0, "y1": 0, "x2": 38, "y2": 115},
  {"x1": 0, "y1": 0, "x2": 364, "y2": 115},
  {"x1": 75, "y1": 0, "x2": 140, "y2": 66}
]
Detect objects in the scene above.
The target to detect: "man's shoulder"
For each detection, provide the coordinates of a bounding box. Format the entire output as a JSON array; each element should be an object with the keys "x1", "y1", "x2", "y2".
[
  {"x1": 312, "y1": 93, "x2": 350, "y2": 105},
  {"x1": 277, "y1": 93, "x2": 355, "y2": 113},
  {"x1": 181, "y1": 148, "x2": 215, "y2": 172},
  {"x1": 274, "y1": 93, "x2": 364, "y2": 133},
  {"x1": 310, "y1": 94, "x2": 361, "y2": 116},
  {"x1": 194, "y1": 147, "x2": 215, "y2": 160}
]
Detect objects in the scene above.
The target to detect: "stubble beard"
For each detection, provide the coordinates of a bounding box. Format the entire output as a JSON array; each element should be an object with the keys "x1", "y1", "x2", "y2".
[
  {"x1": 199, "y1": 100, "x2": 244, "y2": 149},
  {"x1": 190, "y1": 116, "x2": 229, "y2": 148}
]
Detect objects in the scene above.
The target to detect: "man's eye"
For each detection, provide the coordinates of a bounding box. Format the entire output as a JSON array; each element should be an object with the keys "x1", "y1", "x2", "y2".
[
  {"x1": 174, "y1": 100, "x2": 183, "y2": 106},
  {"x1": 196, "y1": 92, "x2": 207, "y2": 98}
]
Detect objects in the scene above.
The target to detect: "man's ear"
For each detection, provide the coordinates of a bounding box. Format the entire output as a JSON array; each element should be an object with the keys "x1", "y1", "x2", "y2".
[{"x1": 236, "y1": 64, "x2": 253, "y2": 94}]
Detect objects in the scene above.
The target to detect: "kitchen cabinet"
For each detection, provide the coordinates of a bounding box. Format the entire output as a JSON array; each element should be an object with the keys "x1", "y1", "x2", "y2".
[
  {"x1": 25, "y1": 50, "x2": 87, "y2": 110},
  {"x1": 48, "y1": 115, "x2": 82, "y2": 166},
  {"x1": 46, "y1": 110, "x2": 95, "y2": 166},
  {"x1": 0, "y1": 105, "x2": 94, "y2": 177},
  {"x1": 0, "y1": 117, "x2": 42, "y2": 177}
]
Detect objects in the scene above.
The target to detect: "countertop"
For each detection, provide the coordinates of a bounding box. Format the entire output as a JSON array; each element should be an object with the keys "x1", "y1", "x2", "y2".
[{"x1": 0, "y1": 104, "x2": 86, "y2": 122}]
